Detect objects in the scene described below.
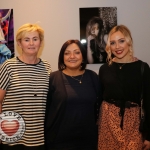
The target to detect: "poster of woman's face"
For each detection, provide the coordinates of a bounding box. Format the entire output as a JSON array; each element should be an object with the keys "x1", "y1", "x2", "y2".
[
  {"x1": 0, "y1": 9, "x2": 14, "y2": 65},
  {"x1": 79, "y1": 7, "x2": 117, "y2": 64}
]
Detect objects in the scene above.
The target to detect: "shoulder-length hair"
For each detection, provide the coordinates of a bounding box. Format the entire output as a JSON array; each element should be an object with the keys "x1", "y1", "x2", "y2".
[
  {"x1": 106, "y1": 25, "x2": 133, "y2": 65},
  {"x1": 58, "y1": 39, "x2": 87, "y2": 71}
]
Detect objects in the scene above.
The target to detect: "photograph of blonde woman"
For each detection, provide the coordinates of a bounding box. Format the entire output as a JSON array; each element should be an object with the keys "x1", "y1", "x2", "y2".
[{"x1": 80, "y1": 7, "x2": 117, "y2": 64}]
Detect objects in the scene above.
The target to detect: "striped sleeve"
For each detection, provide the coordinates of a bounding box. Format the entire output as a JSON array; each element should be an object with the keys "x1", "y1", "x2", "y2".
[{"x1": 0, "y1": 60, "x2": 10, "y2": 90}]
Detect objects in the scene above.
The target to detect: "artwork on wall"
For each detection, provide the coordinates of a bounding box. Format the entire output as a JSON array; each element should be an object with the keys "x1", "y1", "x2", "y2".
[
  {"x1": 0, "y1": 9, "x2": 14, "y2": 65},
  {"x1": 79, "y1": 7, "x2": 117, "y2": 64}
]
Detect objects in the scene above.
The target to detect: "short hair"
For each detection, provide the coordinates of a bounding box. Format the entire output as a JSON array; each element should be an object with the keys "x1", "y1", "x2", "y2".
[
  {"x1": 58, "y1": 39, "x2": 87, "y2": 71},
  {"x1": 16, "y1": 23, "x2": 44, "y2": 42},
  {"x1": 106, "y1": 25, "x2": 133, "y2": 65}
]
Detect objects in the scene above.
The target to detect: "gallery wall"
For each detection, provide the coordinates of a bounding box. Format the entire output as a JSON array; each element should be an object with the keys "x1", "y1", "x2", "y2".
[{"x1": 1, "y1": 0, "x2": 150, "y2": 73}]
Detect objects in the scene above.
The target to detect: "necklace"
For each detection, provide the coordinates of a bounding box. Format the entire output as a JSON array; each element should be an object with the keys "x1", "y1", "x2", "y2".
[
  {"x1": 118, "y1": 63, "x2": 126, "y2": 69},
  {"x1": 71, "y1": 74, "x2": 84, "y2": 84}
]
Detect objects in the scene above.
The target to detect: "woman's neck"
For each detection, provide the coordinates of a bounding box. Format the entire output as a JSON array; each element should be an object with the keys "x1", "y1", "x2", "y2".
[
  {"x1": 113, "y1": 56, "x2": 134, "y2": 63},
  {"x1": 19, "y1": 55, "x2": 39, "y2": 64},
  {"x1": 63, "y1": 68, "x2": 85, "y2": 76}
]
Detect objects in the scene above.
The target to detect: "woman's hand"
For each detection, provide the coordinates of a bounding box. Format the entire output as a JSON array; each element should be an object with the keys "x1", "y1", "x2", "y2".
[
  {"x1": 87, "y1": 35, "x2": 94, "y2": 42},
  {"x1": 143, "y1": 140, "x2": 150, "y2": 150}
]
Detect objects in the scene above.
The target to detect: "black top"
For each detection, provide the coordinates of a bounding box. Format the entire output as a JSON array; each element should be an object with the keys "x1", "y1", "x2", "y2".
[
  {"x1": 45, "y1": 69, "x2": 101, "y2": 150},
  {"x1": 99, "y1": 60, "x2": 150, "y2": 140},
  {"x1": 54, "y1": 72, "x2": 97, "y2": 149},
  {"x1": 90, "y1": 39, "x2": 107, "y2": 64}
]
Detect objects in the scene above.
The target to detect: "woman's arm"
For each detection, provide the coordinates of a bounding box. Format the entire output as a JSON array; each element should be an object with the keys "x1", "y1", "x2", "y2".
[
  {"x1": 143, "y1": 63, "x2": 150, "y2": 149},
  {"x1": 0, "y1": 89, "x2": 5, "y2": 144},
  {"x1": 0, "y1": 89, "x2": 6, "y2": 113},
  {"x1": 87, "y1": 35, "x2": 94, "y2": 64},
  {"x1": 2, "y1": 9, "x2": 11, "y2": 22}
]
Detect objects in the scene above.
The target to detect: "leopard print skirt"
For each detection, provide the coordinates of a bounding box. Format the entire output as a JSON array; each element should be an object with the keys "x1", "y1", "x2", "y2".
[{"x1": 98, "y1": 101, "x2": 143, "y2": 150}]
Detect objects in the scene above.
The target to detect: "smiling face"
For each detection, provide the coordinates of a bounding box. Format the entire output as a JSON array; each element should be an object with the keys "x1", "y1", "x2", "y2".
[
  {"x1": 110, "y1": 31, "x2": 131, "y2": 62},
  {"x1": 18, "y1": 31, "x2": 41, "y2": 56},
  {"x1": 64, "y1": 43, "x2": 83, "y2": 70}
]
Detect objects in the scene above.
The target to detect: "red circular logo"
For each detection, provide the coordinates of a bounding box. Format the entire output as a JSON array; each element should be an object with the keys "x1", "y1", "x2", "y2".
[{"x1": 0, "y1": 111, "x2": 25, "y2": 143}]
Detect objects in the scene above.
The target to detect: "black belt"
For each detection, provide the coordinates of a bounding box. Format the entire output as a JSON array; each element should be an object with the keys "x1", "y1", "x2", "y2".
[
  {"x1": 105, "y1": 99, "x2": 139, "y2": 129},
  {"x1": 105, "y1": 99, "x2": 139, "y2": 108}
]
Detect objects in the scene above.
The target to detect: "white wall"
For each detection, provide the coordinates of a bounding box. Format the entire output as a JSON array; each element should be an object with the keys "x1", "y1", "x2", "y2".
[{"x1": 1, "y1": 0, "x2": 150, "y2": 73}]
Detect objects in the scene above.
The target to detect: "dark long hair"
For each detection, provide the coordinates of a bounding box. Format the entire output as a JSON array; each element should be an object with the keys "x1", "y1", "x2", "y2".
[
  {"x1": 86, "y1": 16, "x2": 106, "y2": 49},
  {"x1": 58, "y1": 39, "x2": 87, "y2": 71}
]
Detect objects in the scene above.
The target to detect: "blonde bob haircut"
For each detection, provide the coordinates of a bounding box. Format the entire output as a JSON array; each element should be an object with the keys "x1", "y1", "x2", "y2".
[
  {"x1": 106, "y1": 25, "x2": 133, "y2": 65},
  {"x1": 16, "y1": 23, "x2": 44, "y2": 42}
]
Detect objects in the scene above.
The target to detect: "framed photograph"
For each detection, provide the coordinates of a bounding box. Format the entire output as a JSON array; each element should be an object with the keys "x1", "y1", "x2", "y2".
[
  {"x1": 79, "y1": 7, "x2": 117, "y2": 64},
  {"x1": 0, "y1": 9, "x2": 14, "y2": 65}
]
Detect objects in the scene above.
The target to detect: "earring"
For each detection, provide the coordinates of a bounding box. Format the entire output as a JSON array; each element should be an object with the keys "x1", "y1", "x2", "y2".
[
  {"x1": 62, "y1": 64, "x2": 66, "y2": 69},
  {"x1": 80, "y1": 60, "x2": 84, "y2": 68}
]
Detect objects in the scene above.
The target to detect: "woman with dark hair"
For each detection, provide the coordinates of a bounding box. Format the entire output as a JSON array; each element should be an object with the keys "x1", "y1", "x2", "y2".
[
  {"x1": 45, "y1": 39, "x2": 101, "y2": 150},
  {"x1": 86, "y1": 16, "x2": 107, "y2": 64}
]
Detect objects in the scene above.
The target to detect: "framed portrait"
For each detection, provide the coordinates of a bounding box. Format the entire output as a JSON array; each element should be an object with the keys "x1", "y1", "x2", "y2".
[
  {"x1": 79, "y1": 7, "x2": 117, "y2": 64},
  {"x1": 0, "y1": 9, "x2": 14, "y2": 65}
]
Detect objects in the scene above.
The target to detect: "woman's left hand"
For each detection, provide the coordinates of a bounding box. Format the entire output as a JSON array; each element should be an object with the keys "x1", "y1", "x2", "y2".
[{"x1": 143, "y1": 140, "x2": 150, "y2": 150}]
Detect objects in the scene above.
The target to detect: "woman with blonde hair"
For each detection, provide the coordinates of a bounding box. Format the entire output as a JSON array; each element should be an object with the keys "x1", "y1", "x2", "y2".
[
  {"x1": 98, "y1": 25, "x2": 150, "y2": 150},
  {"x1": 0, "y1": 23, "x2": 51, "y2": 150}
]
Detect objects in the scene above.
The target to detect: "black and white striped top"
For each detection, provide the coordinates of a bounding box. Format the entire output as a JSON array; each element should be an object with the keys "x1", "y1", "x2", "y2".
[{"x1": 0, "y1": 57, "x2": 51, "y2": 146}]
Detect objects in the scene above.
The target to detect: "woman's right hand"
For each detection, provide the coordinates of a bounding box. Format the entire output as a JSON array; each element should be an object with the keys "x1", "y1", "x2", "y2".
[
  {"x1": 143, "y1": 140, "x2": 150, "y2": 150},
  {"x1": 87, "y1": 35, "x2": 94, "y2": 42}
]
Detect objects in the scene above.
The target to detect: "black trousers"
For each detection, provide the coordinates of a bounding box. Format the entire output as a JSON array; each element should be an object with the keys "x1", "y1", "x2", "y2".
[{"x1": 1, "y1": 144, "x2": 45, "y2": 150}]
